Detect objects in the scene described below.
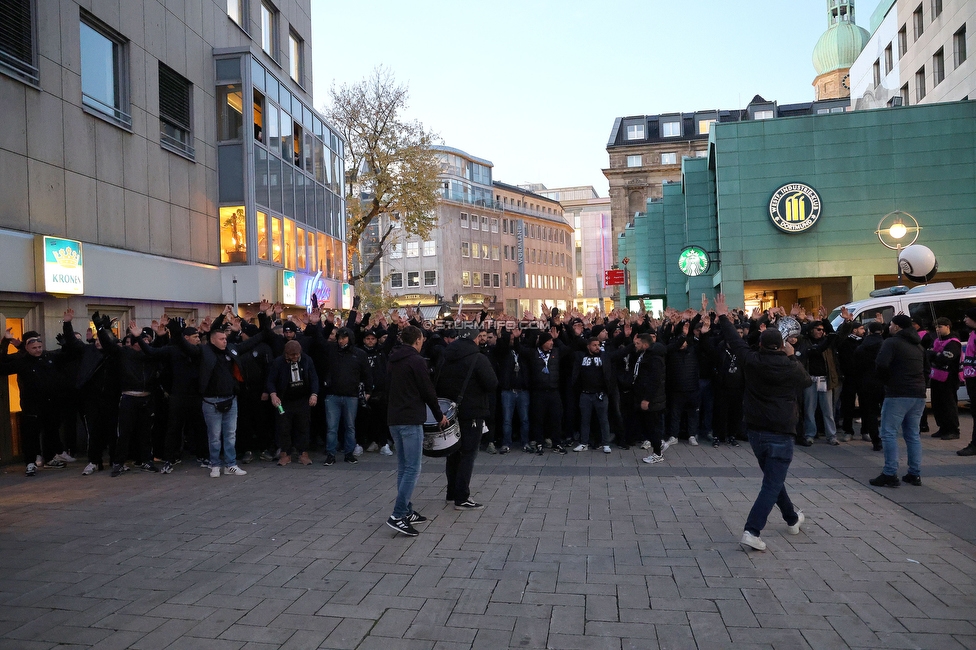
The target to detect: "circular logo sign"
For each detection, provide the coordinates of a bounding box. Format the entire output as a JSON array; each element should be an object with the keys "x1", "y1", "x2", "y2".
[
  {"x1": 768, "y1": 183, "x2": 822, "y2": 233},
  {"x1": 678, "y1": 246, "x2": 710, "y2": 277}
]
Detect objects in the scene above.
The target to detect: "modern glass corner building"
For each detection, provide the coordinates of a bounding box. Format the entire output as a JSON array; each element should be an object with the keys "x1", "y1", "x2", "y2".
[{"x1": 619, "y1": 100, "x2": 976, "y2": 314}]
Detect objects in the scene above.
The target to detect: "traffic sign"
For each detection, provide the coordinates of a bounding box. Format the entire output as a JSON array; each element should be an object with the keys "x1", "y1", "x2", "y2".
[{"x1": 604, "y1": 269, "x2": 625, "y2": 286}]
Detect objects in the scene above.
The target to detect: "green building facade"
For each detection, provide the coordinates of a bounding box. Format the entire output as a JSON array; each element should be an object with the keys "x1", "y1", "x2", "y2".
[{"x1": 620, "y1": 100, "x2": 976, "y2": 313}]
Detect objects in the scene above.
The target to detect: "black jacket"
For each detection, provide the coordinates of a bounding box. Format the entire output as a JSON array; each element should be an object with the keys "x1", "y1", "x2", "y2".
[
  {"x1": 176, "y1": 314, "x2": 272, "y2": 397},
  {"x1": 719, "y1": 316, "x2": 812, "y2": 435},
  {"x1": 265, "y1": 353, "x2": 319, "y2": 400},
  {"x1": 435, "y1": 338, "x2": 498, "y2": 421},
  {"x1": 876, "y1": 327, "x2": 929, "y2": 398},
  {"x1": 387, "y1": 344, "x2": 443, "y2": 426},
  {"x1": 666, "y1": 335, "x2": 700, "y2": 393},
  {"x1": 320, "y1": 340, "x2": 371, "y2": 397},
  {"x1": 631, "y1": 342, "x2": 667, "y2": 411},
  {"x1": 853, "y1": 333, "x2": 884, "y2": 396},
  {"x1": 0, "y1": 341, "x2": 69, "y2": 414}
]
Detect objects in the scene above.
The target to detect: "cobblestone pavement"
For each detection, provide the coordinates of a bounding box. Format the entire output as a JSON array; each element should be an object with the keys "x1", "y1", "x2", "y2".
[{"x1": 1, "y1": 417, "x2": 975, "y2": 649}]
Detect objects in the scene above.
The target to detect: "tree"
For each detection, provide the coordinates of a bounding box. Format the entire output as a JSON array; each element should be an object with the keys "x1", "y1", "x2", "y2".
[{"x1": 327, "y1": 67, "x2": 440, "y2": 283}]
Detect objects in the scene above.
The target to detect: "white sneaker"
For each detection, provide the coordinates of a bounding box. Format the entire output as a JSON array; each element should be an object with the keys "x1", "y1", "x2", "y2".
[
  {"x1": 224, "y1": 465, "x2": 247, "y2": 476},
  {"x1": 602, "y1": 445, "x2": 611, "y2": 454},
  {"x1": 572, "y1": 443, "x2": 587, "y2": 452},
  {"x1": 688, "y1": 436, "x2": 699, "y2": 446},
  {"x1": 786, "y1": 511, "x2": 804, "y2": 535},
  {"x1": 366, "y1": 442, "x2": 379, "y2": 452},
  {"x1": 380, "y1": 444, "x2": 393, "y2": 456},
  {"x1": 209, "y1": 466, "x2": 220, "y2": 478},
  {"x1": 54, "y1": 452, "x2": 76, "y2": 463},
  {"x1": 740, "y1": 531, "x2": 766, "y2": 551},
  {"x1": 662, "y1": 437, "x2": 678, "y2": 452},
  {"x1": 640, "y1": 440, "x2": 652, "y2": 450},
  {"x1": 82, "y1": 462, "x2": 99, "y2": 475},
  {"x1": 353, "y1": 444, "x2": 364, "y2": 457},
  {"x1": 642, "y1": 453, "x2": 664, "y2": 464}
]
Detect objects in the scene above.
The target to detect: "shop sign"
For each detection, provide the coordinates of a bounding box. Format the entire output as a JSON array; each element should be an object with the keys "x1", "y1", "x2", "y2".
[
  {"x1": 42, "y1": 236, "x2": 84, "y2": 295},
  {"x1": 282, "y1": 270, "x2": 297, "y2": 305},
  {"x1": 678, "y1": 246, "x2": 710, "y2": 277},
  {"x1": 768, "y1": 183, "x2": 822, "y2": 233},
  {"x1": 341, "y1": 283, "x2": 353, "y2": 309}
]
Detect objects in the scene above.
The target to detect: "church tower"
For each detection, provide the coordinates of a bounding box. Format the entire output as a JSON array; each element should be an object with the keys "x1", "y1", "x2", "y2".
[{"x1": 812, "y1": 0, "x2": 870, "y2": 100}]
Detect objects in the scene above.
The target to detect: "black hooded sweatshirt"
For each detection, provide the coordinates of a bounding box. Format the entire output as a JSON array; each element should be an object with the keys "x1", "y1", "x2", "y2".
[{"x1": 434, "y1": 338, "x2": 498, "y2": 421}]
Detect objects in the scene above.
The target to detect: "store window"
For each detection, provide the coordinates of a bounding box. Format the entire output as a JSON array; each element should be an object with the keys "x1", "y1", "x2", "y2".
[
  {"x1": 257, "y1": 211, "x2": 269, "y2": 261},
  {"x1": 219, "y1": 206, "x2": 247, "y2": 263},
  {"x1": 296, "y1": 226, "x2": 306, "y2": 269},
  {"x1": 271, "y1": 215, "x2": 282, "y2": 264}
]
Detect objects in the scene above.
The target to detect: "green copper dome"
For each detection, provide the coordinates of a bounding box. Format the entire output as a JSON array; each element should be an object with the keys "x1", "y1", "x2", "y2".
[{"x1": 813, "y1": 0, "x2": 870, "y2": 75}]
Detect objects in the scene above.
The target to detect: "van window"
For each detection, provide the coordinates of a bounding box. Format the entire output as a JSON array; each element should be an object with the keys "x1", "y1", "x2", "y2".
[
  {"x1": 907, "y1": 302, "x2": 934, "y2": 331},
  {"x1": 932, "y1": 297, "x2": 976, "y2": 337},
  {"x1": 855, "y1": 305, "x2": 894, "y2": 324}
]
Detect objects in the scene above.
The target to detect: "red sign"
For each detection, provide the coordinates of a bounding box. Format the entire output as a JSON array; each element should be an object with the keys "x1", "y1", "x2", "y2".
[{"x1": 604, "y1": 269, "x2": 625, "y2": 286}]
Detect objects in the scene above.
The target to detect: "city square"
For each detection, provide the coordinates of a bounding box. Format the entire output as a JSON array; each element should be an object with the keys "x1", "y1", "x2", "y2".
[{"x1": 2, "y1": 427, "x2": 974, "y2": 650}]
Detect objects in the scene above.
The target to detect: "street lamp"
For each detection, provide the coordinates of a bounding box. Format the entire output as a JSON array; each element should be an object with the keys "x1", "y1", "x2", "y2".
[{"x1": 876, "y1": 211, "x2": 920, "y2": 285}]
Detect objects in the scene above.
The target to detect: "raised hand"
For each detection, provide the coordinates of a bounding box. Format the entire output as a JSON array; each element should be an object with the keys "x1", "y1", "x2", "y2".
[
  {"x1": 840, "y1": 306, "x2": 853, "y2": 321},
  {"x1": 63, "y1": 308, "x2": 74, "y2": 322},
  {"x1": 128, "y1": 320, "x2": 139, "y2": 336},
  {"x1": 259, "y1": 299, "x2": 272, "y2": 313},
  {"x1": 818, "y1": 305, "x2": 827, "y2": 319},
  {"x1": 714, "y1": 293, "x2": 728, "y2": 317}
]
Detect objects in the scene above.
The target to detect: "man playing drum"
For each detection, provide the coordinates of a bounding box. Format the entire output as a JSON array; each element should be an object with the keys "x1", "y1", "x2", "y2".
[{"x1": 385, "y1": 325, "x2": 447, "y2": 536}]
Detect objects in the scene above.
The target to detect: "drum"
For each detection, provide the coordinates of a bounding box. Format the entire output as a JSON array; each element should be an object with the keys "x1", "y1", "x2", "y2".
[{"x1": 423, "y1": 398, "x2": 460, "y2": 457}]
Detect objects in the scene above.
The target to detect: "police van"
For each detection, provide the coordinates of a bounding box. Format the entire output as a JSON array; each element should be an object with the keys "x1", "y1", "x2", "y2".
[{"x1": 829, "y1": 282, "x2": 976, "y2": 402}]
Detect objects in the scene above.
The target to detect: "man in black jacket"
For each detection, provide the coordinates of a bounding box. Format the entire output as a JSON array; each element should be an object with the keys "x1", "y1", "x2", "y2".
[
  {"x1": 570, "y1": 337, "x2": 622, "y2": 454},
  {"x1": 385, "y1": 325, "x2": 447, "y2": 536},
  {"x1": 524, "y1": 330, "x2": 570, "y2": 455},
  {"x1": 266, "y1": 340, "x2": 319, "y2": 466},
  {"x1": 870, "y1": 314, "x2": 929, "y2": 487},
  {"x1": 435, "y1": 328, "x2": 498, "y2": 510},
  {"x1": 715, "y1": 295, "x2": 811, "y2": 552},
  {"x1": 854, "y1": 321, "x2": 886, "y2": 451},
  {"x1": 633, "y1": 333, "x2": 669, "y2": 463},
  {"x1": 928, "y1": 317, "x2": 962, "y2": 440}
]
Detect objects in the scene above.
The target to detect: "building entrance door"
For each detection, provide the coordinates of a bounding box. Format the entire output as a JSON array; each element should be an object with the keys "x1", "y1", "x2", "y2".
[
  {"x1": 1, "y1": 316, "x2": 25, "y2": 463},
  {"x1": 742, "y1": 277, "x2": 852, "y2": 316}
]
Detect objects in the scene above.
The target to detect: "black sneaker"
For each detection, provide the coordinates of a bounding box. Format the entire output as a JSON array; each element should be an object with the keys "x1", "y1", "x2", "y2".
[
  {"x1": 110, "y1": 463, "x2": 129, "y2": 477},
  {"x1": 45, "y1": 458, "x2": 67, "y2": 469},
  {"x1": 386, "y1": 516, "x2": 419, "y2": 536},
  {"x1": 139, "y1": 462, "x2": 160, "y2": 473},
  {"x1": 796, "y1": 437, "x2": 813, "y2": 447},
  {"x1": 957, "y1": 444, "x2": 976, "y2": 456},
  {"x1": 499, "y1": 446, "x2": 510, "y2": 454},
  {"x1": 727, "y1": 439, "x2": 740, "y2": 448},
  {"x1": 241, "y1": 450, "x2": 254, "y2": 464},
  {"x1": 160, "y1": 462, "x2": 173, "y2": 474},
  {"x1": 323, "y1": 453, "x2": 336, "y2": 466},
  {"x1": 939, "y1": 432, "x2": 960, "y2": 440},
  {"x1": 712, "y1": 438, "x2": 721, "y2": 448},
  {"x1": 552, "y1": 444, "x2": 567, "y2": 455},
  {"x1": 869, "y1": 472, "x2": 900, "y2": 487},
  {"x1": 344, "y1": 453, "x2": 358, "y2": 464},
  {"x1": 902, "y1": 473, "x2": 922, "y2": 486},
  {"x1": 535, "y1": 444, "x2": 544, "y2": 456},
  {"x1": 454, "y1": 500, "x2": 484, "y2": 511},
  {"x1": 407, "y1": 511, "x2": 427, "y2": 524},
  {"x1": 522, "y1": 445, "x2": 533, "y2": 453}
]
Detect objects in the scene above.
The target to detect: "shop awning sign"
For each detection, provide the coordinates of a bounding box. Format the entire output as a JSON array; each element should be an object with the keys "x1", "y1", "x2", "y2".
[{"x1": 42, "y1": 236, "x2": 84, "y2": 295}]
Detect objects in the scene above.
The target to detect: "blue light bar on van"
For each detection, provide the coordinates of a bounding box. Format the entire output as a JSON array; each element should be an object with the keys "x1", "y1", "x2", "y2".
[{"x1": 868, "y1": 286, "x2": 910, "y2": 298}]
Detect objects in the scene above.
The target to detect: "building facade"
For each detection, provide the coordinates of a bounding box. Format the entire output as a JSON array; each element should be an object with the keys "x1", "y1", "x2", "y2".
[
  {"x1": 0, "y1": 0, "x2": 344, "y2": 462},
  {"x1": 849, "y1": 0, "x2": 974, "y2": 109},
  {"x1": 618, "y1": 100, "x2": 976, "y2": 314}
]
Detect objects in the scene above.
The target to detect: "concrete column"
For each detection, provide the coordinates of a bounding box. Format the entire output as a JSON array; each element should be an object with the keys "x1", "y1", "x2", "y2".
[{"x1": 850, "y1": 274, "x2": 876, "y2": 301}]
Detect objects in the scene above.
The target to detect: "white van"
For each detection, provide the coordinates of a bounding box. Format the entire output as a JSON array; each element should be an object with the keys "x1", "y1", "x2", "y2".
[{"x1": 829, "y1": 282, "x2": 976, "y2": 402}]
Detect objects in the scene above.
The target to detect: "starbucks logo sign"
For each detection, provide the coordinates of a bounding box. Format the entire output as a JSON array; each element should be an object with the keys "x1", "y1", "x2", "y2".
[{"x1": 678, "y1": 246, "x2": 710, "y2": 277}]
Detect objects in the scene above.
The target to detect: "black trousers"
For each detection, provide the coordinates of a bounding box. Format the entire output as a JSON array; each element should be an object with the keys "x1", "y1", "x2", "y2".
[
  {"x1": 667, "y1": 390, "x2": 700, "y2": 440},
  {"x1": 83, "y1": 397, "x2": 118, "y2": 466},
  {"x1": 530, "y1": 390, "x2": 563, "y2": 445},
  {"x1": 115, "y1": 394, "x2": 154, "y2": 465},
  {"x1": 276, "y1": 398, "x2": 311, "y2": 453},
  {"x1": 713, "y1": 385, "x2": 744, "y2": 442},
  {"x1": 636, "y1": 408, "x2": 664, "y2": 454},
  {"x1": 237, "y1": 392, "x2": 273, "y2": 455},
  {"x1": 858, "y1": 386, "x2": 883, "y2": 445},
  {"x1": 931, "y1": 380, "x2": 960, "y2": 435},
  {"x1": 356, "y1": 400, "x2": 389, "y2": 447},
  {"x1": 446, "y1": 418, "x2": 481, "y2": 504},
  {"x1": 839, "y1": 379, "x2": 859, "y2": 435},
  {"x1": 20, "y1": 408, "x2": 60, "y2": 466},
  {"x1": 163, "y1": 393, "x2": 205, "y2": 463}
]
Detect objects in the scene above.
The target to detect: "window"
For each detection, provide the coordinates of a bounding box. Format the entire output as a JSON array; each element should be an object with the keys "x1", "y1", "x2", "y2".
[
  {"x1": 916, "y1": 66, "x2": 926, "y2": 101},
  {"x1": 885, "y1": 43, "x2": 893, "y2": 73},
  {"x1": 697, "y1": 119, "x2": 715, "y2": 134},
  {"x1": 695, "y1": 150, "x2": 708, "y2": 158},
  {"x1": 227, "y1": 0, "x2": 245, "y2": 28},
  {"x1": 505, "y1": 272, "x2": 510, "y2": 287},
  {"x1": 754, "y1": 109, "x2": 774, "y2": 120},
  {"x1": 491, "y1": 218, "x2": 499, "y2": 233},
  {"x1": 406, "y1": 241, "x2": 419, "y2": 257},
  {"x1": 462, "y1": 271, "x2": 470, "y2": 287},
  {"x1": 660, "y1": 152, "x2": 677, "y2": 165},
  {"x1": 407, "y1": 272, "x2": 420, "y2": 288},
  {"x1": 481, "y1": 244, "x2": 489, "y2": 259},
  {"x1": 626, "y1": 155, "x2": 642, "y2": 167},
  {"x1": 873, "y1": 59, "x2": 881, "y2": 86},
  {"x1": 900, "y1": 83, "x2": 910, "y2": 105},
  {"x1": 390, "y1": 243, "x2": 402, "y2": 259},
  {"x1": 492, "y1": 245, "x2": 499, "y2": 261},
  {"x1": 220, "y1": 206, "x2": 248, "y2": 263},
  {"x1": 80, "y1": 13, "x2": 131, "y2": 128},
  {"x1": 955, "y1": 26, "x2": 967, "y2": 68},
  {"x1": 503, "y1": 219, "x2": 508, "y2": 233},
  {"x1": 260, "y1": 1, "x2": 278, "y2": 58},
  {"x1": 424, "y1": 270, "x2": 437, "y2": 286},
  {"x1": 913, "y1": 5, "x2": 923, "y2": 41},
  {"x1": 931, "y1": 0, "x2": 941, "y2": 19},
  {"x1": 661, "y1": 120, "x2": 680, "y2": 137},
  {"x1": 461, "y1": 242, "x2": 469, "y2": 257},
  {"x1": 217, "y1": 85, "x2": 243, "y2": 141},
  {"x1": 460, "y1": 212, "x2": 468, "y2": 228},
  {"x1": 158, "y1": 63, "x2": 194, "y2": 158},
  {"x1": 391, "y1": 272, "x2": 403, "y2": 289},
  {"x1": 0, "y1": 0, "x2": 38, "y2": 83},
  {"x1": 898, "y1": 25, "x2": 908, "y2": 57},
  {"x1": 270, "y1": 215, "x2": 282, "y2": 263},
  {"x1": 288, "y1": 31, "x2": 303, "y2": 84},
  {"x1": 625, "y1": 123, "x2": 644, "y2": 140},
  {"x1": 482, "y1": 216, "x2": 488, "y2": 230},
  {"x1": 423, "y1": 240, "x2": 435, "y2": 256},
  {"x1": 933, "y1": 48, "x2": 945, "y2": 85},
  {"x1": 492, "y1": 274, "x2": 500, "y2": 288},
  {"x1": 471, "y1": 214, "x2": 479, "y2": 231},
  {"x1": 296, "y1": 226, "x2": 306, "y2": 269},
  {"x1": 472, "y1": 272, "x2": 481, "y2": 287}
]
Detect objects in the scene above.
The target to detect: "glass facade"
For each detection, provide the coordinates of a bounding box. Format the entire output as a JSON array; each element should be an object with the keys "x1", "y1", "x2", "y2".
[{"x1": 216, "y1": 55, "x2": 345, "y2": 279}]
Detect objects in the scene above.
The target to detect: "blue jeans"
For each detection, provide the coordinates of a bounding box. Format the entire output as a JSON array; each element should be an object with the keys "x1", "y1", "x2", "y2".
[
  {"x1": 326, "y1": 395, "x2": 358, "y2": 455},
  {"x1": 202, "y1": 397, "x2": 237, "y2": 468},
  {"x1": 880, "y1": 396, "x2": 924, "y2": 476},
  {"x1": 500, "y1": 390, "x2": 530, "y2": 448},
  {"x1": 389, "y1": 424, "x2": 423, "y2": 519},
  {"x1": 579, "y1": 392, "x2": 611, "y2": 446},
  {"x1": 745, "y1": 428, "x2": 799, "y2": 536},
  {"x1": 803, "y1": 384, "x2": 837, "y2": 440}
]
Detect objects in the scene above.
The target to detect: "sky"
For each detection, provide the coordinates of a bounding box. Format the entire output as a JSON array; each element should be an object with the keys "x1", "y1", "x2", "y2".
[{"x1": 310, "y1": 0, "x2": 884, "y2": 197}]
